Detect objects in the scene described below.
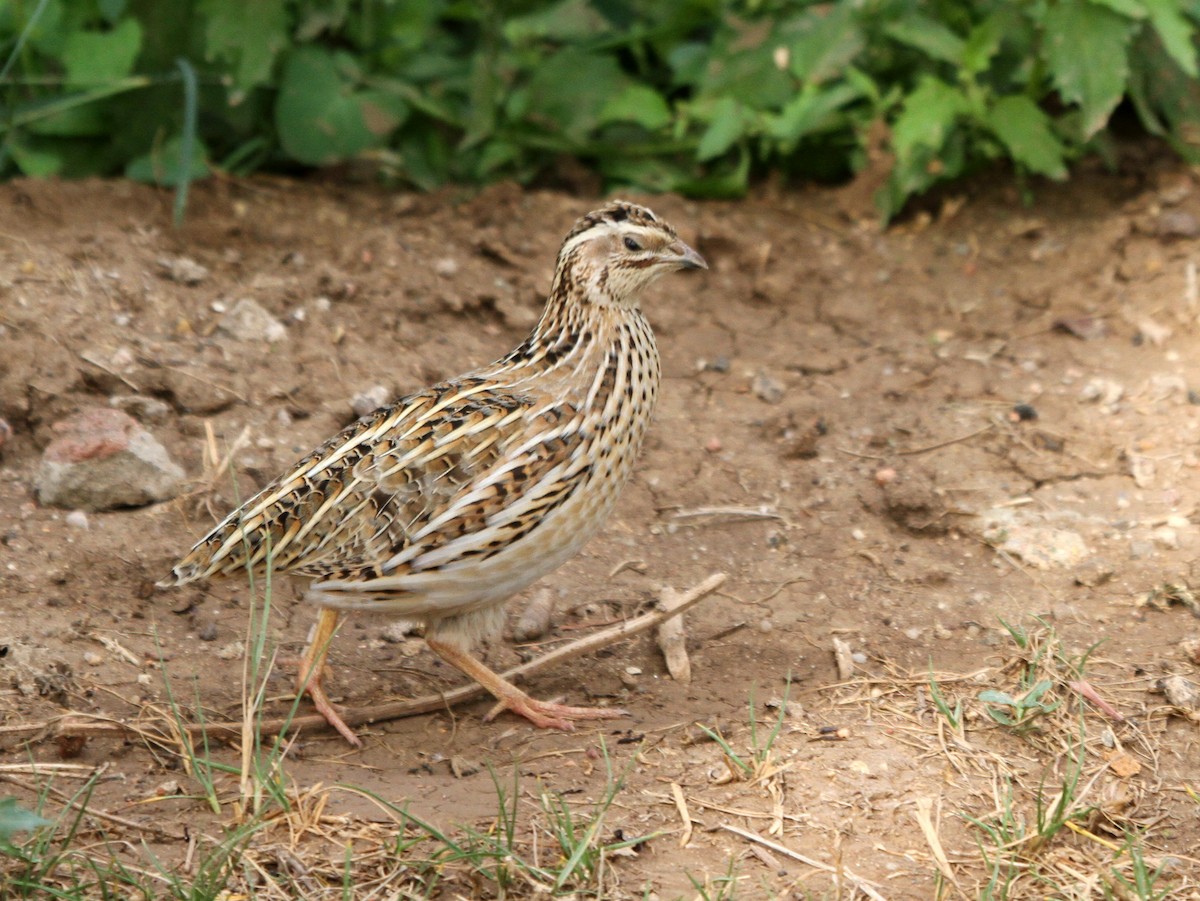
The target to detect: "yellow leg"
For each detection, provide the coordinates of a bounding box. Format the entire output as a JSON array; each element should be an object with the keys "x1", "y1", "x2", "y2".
[
  {"x1": 426, "y1": 636, "x2": 627, "y2": 730},
  {"x1": 296, "y1": 608, "x2": 362, "y2": 747}
]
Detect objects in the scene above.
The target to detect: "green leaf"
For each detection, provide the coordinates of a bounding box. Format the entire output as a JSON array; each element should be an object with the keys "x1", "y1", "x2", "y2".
[
  {"x1": 520, "y1": 49, "x2": 625, "y2": 144},
  {"x1": 1042, "y1": 0, "x2": 1137, "y2": 137},
  {"x1": 884, "y1": 15, "x2": 965, "y2": 65},
  {"x1": 787, "y1": 3, "x2": 865, "y2": 83},
  {"x1": 960, "y1": 12, "x2": 1006, "y2": 77},
  {"x1": 984, "y1": 95, "x2": 1068, "y2": 179},
  {"x1": 199, "y1": 0, "x2": 289, "y2": 92},
  {"x1": 977, "y1": 690, "x2": 1017, "y2": 706},
  {"x1": 504, "y1": 0, "x2": 607, "y2": 45},
  {"x1": 4, "y1": 135, "x2": 69, "y2": 177},
  {"x1": 696, "y1": 96, "x2": 743, "y2": 161},
  {"x1": 125, "y1": 136, "x2": 210, "y2": 186},
  {"x1": 891, "y1": 76, "x2": 969, "y2": 160},
  {"x1": 767, "y1": 82, "x2": 862, "y2": 150},
  {"x1": 275, "y1": 48, "x2": 406, "y2": 165},
  {"x1": 599, "y1": 84, "x2": 671, "y2": 130},
  {"x1": 0, "y1": 797, "x2": 50, "y2": 847},
  {"x1": 60, "y1": 18, "x2": 142, "y2": 86},
  {"x1": 1021, "y1": 679, "x2": 1055, "y2": 707},
  {"x1": 1143, "y1": 0, "x2": 1199, "y2": 77},
  {"x1": 97, "y1": 0, "x2": 127, "y2": 23},
  {"x1": 1088, "y1": 0, "x2": 1146, "y2": 17}
]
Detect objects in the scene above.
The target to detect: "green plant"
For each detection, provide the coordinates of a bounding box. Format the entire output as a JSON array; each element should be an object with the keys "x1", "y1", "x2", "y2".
[
  {"x1": 928, "y1": 666, "x2": 965, "y2": 735},
  {"x1": 1104, "y1": 832, "x2": 1176, "y2": 901},
  {"x1": 0, "y1": 799, "x2": 49, "y2": 859},
  {"x1": 5, "y1": 1, "x2": 1200, "y2": 215},
  {"x1": 688, "y1": 855, "x2": 740, "y2": 901},
  {"x1": 696, "y1": 681, "x2": 791, "y2": 780},
  {"x1": 978, "y1": 678, "x2": 1060, "y2": 733}
]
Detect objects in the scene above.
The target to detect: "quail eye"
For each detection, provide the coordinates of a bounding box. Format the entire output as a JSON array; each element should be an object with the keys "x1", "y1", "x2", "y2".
[{"x1": 623, "y1": 236, "x2": 641, "y2": 251}]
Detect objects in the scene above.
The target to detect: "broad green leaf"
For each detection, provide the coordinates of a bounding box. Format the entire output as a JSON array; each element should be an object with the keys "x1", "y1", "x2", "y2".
[
  {"x1": 5, "y1": 135, "x2": 69, "y2": 177},
  {"x1": 1089, "y1": 0, "x2": 1146, "y2": 16},
  {"x1": 61, "y1": 18, "x2": 142, "y2": 86},
  {"x1": 505, "y1": 0, "x2": 607, "y2": 44},
  {"x1": 0, "y1": 798, "x2": 51, "y2": 846},
  {"x1": 97, "y1": 0, "x2": 127, "y2": 23},
  {"x1": 985, "y1": 95, "x2": 1068, "y2": 178},
  {"x1": 125, "y1": 136, "x2": 210, "y2": 185},
  {"x1": 26, "y1": 104, "x2": 105, "y2": 138},
  {"x1": 698, "y1": 19, "x2": 794, "y2": 108},
  {"x1": 520, "y1": 49, "x2": 625, "y2": 143},
  {"x1": 275, "y1": 48, "x2": 406, "y2": 165},
  {"x1": 787, "y1": 3, "x2": 865, "y2": 83},
  {"x1": 294, "y1": 0, "x2": 350, "y2": 41},
  {"x1": 884, "y1": 15, "x2": 965, "y2": 65},
  {"x1": 977, "y1": 690, "x2": 1017, "y2": 705},
  {"x1": 667, "y1": 42, "x2": 709, "y2": 88},
  {"x1": 1127, "y1": 28, "x2": 1200, "y2": 160},
  {"x1": 767, "y1": 82, "x2": 863, "y2": 149},
  {"x1": 696, "y1": 97, "x2": 743, "y2": 161},
  {"x1": 461, "y1": 52, "x2": 502, "y2": 149},
  {"x1": 1042, "y1": 0, "x2": 1136, "y2": 137},
  {"x1": 1143, "y1": 0, "x2": 1199, "y2": 77},
  {"x1": 891, "y1": 76, "x2": 968, "y2": 159},
  {"x1": 599, "y1": 84, "x2": 672, "y2": 130},
  {"x1": 961, "y1": 12, "x2": 1006, "y2": 77},
  {"x1": 199, "y1": 0, "x2": 289, "y2": 92}
]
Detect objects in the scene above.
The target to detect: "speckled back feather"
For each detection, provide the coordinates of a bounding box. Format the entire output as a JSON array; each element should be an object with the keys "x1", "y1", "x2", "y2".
[{"x1": 164, "y1": 200, "x2": 693, "y2": 633}]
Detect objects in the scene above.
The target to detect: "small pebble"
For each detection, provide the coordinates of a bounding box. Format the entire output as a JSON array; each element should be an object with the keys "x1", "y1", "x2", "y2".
[
  {"x1": 434, "y1": 257, "x2": 459, "y2": 277},
  {"x1": 851, "y1": 527, "x2": 866, "y2": 541},
  {"x1": 705, "y1": 437, "x2": 722, "y2": 453},
  {"x1": 625, "y1": 665, "x2": 642, "y2": 676},
  {"x1": 1153, "y1": 527, "x2": 1179, "y2": 550},
  {"x1": 215, "y1": 641, "x2": 245, "y2": 661},
  {"x1": 851, "y1": 651, "x2": 868, "y2": 664},
  {"x1": 351, "y1": 384, "x2": 391, "y2": 418},
  {"x1": 65, "y1": 511, "x2": 89, "y2": 530},
  {"x1": 874, "y1": 467, "x2": 897, "y2": 485},
  {"x1": 904, "y1": 627, "x2": 923, "y2": 640},
  {"x1": 1010, "y1": 403, "x2": 1038, "y2": 421},
  {"x1": 752, "y1": 370, "x2": 785, "y2": 404},
  {"x1": 83, "y1": 651, "x2": 103, "y2": 666},
  {"x1": 198, "y1": 623, "x2": 218, "y2": 642},
  {"x1": 1158, "y1": 674, "x2": 1198, "y2": 708},
  {"x1": 1157, "y1": 209, "x2": 1200, "y2": 238},
  {"x1": 1129, "y1": 540, "x2": 1155, "y2": 560},
  {"x1": 758, "y1": 619, "x2": 773, "y2": 633},
  {"x1": 381, "y1": 620, "x2": 418, "y2": 643},
  {"x1": 137, "y1": 673, "x2": 152, "y2": 685}
]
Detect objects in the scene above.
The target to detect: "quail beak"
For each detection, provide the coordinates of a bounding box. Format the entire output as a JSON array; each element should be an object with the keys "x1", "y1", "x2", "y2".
[{"x1": 665, "y1": 240, "x2": 708, "y2": 271}]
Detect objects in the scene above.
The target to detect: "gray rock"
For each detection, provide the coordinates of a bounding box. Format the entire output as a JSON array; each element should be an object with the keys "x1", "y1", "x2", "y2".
[
  {"x1": 157, "y1": 255, "x2": 210, "y2": 285},
  {"x1": 752, "y1": 369, "x2": 785, "y2": 404},
  {"x1": 351, "y1": 384, "x2": 391, "y2": 418},
  {"x1": 218, "y1": 298, "x2": 287, "y2": 343},
  {"x1": 36, "y1": 408, "x2": 186, "y2": 511}
]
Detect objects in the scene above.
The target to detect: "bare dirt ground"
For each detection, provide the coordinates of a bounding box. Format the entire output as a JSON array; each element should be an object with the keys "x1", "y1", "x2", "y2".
[{"x1": 2, "y1": 150, "x2": 1200, "y2": 899}]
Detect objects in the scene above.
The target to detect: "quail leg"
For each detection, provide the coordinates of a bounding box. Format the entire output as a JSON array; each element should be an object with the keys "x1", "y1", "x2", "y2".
[
  {"x1": 296, "y1": 608, "x2": 362, "y2": 747},
  {"x1": 426, "y1": 636, "x2": 627, "y2": 730}
]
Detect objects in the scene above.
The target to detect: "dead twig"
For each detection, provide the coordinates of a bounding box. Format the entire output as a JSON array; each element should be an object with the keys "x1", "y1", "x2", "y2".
[
  {"x1": 719, "y1": 823, "x2": 887, "y2": 901},
  {"x1": 669, "y1": 782, "x2": 692, "y2": 848}
]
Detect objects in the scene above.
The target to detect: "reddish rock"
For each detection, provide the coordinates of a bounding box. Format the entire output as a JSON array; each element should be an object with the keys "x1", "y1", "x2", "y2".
[{"x1": 36, "y1": 408, "x2": 185, "y2": 511}]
